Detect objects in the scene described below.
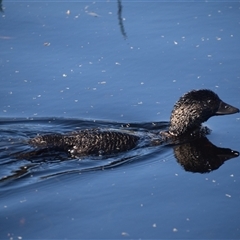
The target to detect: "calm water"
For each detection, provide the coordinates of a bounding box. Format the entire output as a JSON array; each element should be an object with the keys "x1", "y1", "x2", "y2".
[{"x1": 1, "y1": 1, "x2": 240, "y2": 239}]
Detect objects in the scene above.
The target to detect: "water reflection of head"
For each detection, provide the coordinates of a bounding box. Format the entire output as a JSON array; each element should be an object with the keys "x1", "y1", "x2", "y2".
[{"x1": 173, "y1": 136, "x2": 239, "y2": 173}]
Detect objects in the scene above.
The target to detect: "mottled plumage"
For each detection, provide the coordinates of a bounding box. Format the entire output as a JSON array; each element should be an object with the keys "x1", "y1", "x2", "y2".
[
  {"x1": 169, "y1": 90, "x2": 219, "y2": 136},
  {"x1": 29, "y1": 89, "x2": 239, "y2": 157},
  {"x1": 169, "y1": 89, "x2": 239, "y2": 136},
  {"x1": 29, "y1": 129, "x2": 140, "y2": 157}
]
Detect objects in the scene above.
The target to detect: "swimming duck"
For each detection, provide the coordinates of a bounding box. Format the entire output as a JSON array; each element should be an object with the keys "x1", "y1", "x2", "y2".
[{"x1": 29, "y1": 89, "x2": 239, "y2": 157}]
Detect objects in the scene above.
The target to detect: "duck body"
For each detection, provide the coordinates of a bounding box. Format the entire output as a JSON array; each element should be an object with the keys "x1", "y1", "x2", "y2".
[
  {"x1": 29, "y1": 129, "x2": 141, "y2": 157},
  {"x1": 28, "y1": 89, "x2": 239, "y2": 157}
]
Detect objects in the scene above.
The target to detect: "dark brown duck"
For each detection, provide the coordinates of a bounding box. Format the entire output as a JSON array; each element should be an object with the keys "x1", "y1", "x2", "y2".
[{"x1": 29, "y1": 89, "x2": 239, "y2": 157}]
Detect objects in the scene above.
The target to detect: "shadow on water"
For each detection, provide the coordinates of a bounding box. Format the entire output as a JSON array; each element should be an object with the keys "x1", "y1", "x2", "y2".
[
  {"x1": 0, "y1": 0, "x2": 3, "y2": 12},
  {"x1": 0, "y1": 118, "x2": 239, "y2": 189},
  {"x1": 117, "y1": 0, "x2": 127, "y2": 39}
]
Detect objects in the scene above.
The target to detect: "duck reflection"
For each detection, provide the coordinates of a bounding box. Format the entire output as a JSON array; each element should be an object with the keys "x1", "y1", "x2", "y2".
[
  {"x1": 0, "y1": 135, "x2": 238, "y2": 184},
  {"x1": 173, "y1": 136, "x2": 239, "y2": 173}
]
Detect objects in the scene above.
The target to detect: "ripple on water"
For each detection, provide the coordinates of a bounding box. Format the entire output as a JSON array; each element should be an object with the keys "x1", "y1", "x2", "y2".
[{"x1": 0, "y1": 118, "x2": 170, "y2": 190}]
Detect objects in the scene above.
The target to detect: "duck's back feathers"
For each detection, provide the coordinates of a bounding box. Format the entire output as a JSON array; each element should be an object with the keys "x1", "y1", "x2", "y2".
[{"x1": 29, "y1": 129, "x2": 140, "y2": 157}]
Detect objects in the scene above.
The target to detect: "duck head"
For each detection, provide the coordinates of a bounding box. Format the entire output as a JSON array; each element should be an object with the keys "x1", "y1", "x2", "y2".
[{"x1": 169, "y1": 89, "x2": 239, "y2": 136}]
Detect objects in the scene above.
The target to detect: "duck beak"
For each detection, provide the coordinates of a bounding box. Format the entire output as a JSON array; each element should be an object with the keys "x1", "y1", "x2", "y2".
[{"x1": 216, "y1": 101, "x2": 240, "y2": 115}]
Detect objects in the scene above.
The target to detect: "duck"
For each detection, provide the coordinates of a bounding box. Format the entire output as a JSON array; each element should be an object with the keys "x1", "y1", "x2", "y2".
[{"x1": 28, "y1": 89, "x2": 239, "y2": 157}]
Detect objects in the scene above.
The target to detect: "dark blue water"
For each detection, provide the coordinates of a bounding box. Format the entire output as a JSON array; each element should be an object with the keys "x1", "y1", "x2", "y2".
[{"x1": 1, "y1": 1, "x2": 240, "y2": 239}]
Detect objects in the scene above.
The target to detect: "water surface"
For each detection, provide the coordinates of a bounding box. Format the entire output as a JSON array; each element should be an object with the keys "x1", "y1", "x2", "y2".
[{"x1": 1, "y1": 1, "x2": 240, "y2": 239}]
